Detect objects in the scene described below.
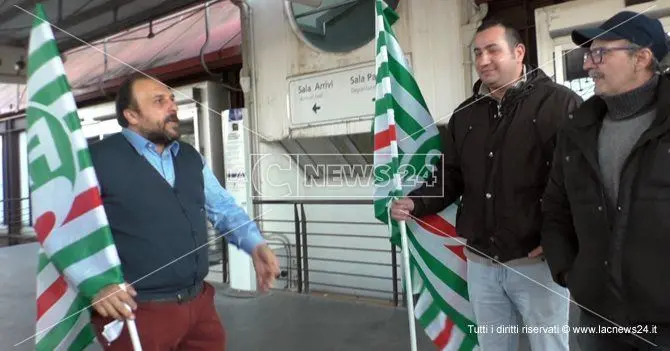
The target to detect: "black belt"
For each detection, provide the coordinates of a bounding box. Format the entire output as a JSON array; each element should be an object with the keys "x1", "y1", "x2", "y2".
[{"x1": 136, "y1": 281, "x2": 204, "y2": 304}]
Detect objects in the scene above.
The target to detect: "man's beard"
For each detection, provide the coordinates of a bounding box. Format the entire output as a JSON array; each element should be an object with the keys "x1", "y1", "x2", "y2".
[
  {"x1": 144, "y1": 113, "x2": 181, "y2": 144},
  {"x1": 145, "y1": 130, "x2": 178, "y2": 145},
  {"x1": 589, "y1": 70, "x2": 604, "y2": 79}
]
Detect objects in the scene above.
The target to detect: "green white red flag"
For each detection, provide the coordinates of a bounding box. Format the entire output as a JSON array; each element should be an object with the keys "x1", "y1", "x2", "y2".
[
  {"x1": 26, "y1": 4, "x2": 125, "y2": 350},
  {"x1": 372, "y1": 1, "x2": 479, "y2": 349}
]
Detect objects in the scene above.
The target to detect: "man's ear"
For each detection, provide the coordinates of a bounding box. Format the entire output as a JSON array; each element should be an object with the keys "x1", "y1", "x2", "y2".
[
  {"x1": 123, "y1": 108, "x2": 140, "y2": 126},
  {"x1": 634, "y1": 48, "x2": 654, "y2": 72},
  {"x1": 515, "y1": 43, "x2": 526, "y2": 63}
]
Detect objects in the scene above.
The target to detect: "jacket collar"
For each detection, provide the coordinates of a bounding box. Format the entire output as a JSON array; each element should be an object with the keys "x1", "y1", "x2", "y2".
[
  {"x1": 472, "y1": 65, "x2": 549, "y2": 103},
  {"x1": 476, "y1": 65, "x2": 528, "y2": 96}
]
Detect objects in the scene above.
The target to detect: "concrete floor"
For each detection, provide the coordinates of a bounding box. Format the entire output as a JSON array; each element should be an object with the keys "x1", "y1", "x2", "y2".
[{"x1": 1, "y1": 243, "x2": 582, "y2": 350}]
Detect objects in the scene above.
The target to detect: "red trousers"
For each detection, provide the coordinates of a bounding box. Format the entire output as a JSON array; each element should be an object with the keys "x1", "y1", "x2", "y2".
[{"x1": 90, "y1": 282, "x2": 225, "y2": 351}]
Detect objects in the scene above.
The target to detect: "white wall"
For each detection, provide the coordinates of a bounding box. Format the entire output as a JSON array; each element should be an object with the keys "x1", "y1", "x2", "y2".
[{"x1": 249, "y1": 0, "x2": 475, "y2": 141}]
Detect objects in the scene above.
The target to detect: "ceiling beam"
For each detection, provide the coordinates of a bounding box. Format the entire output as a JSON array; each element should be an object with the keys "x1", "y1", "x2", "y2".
[
  {"x1": 56, "y1": 0, "x2": 137, "y2": 30},
  {"x1": 0, "y1": 38, "x2": 26, "y2": 48},
  {"x1": 0, "y1": 0, "x2": 38, "y2": 25},
  {"x1": 56, "y1": 0, "x2": 207, "y2": 52}
]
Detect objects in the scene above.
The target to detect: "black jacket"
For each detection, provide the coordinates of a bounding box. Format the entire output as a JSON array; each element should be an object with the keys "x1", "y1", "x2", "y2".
[
  {"x1": 409, "y1": 67, "x2": 582, "y2": 262},
  {"x1": 542, "y1": 74, "x2": 670, "y2": 324}
]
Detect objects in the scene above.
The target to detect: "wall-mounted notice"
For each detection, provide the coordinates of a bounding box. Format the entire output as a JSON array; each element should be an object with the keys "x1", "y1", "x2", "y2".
[{"x1": 287, "y1": 62, "x2": 378, "y2": 127}]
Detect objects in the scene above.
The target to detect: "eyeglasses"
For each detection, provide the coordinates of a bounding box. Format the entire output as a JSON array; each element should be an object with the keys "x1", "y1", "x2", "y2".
[{"x1": 583, "y1": 46, "x2": 640, "y2": 64}]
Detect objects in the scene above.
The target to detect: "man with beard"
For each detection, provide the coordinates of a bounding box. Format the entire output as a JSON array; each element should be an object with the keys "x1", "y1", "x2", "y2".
[
  {"x1": 390, "y1": 19, "x2": 581, "y2": 350},
  {"x1": 542, "y1": 11, "x2": 670, "y2": 350},
  {"x1": 86, "y1": 75, "x2": 279, "y2": 350}
]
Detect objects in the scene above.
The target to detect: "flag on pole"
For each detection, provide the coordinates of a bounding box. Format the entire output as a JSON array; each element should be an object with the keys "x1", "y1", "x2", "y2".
[
  {"x1": 373, "y1": 1, "x2": 480, "y2": 350},
  {"x1": 26, "y1": 4, "x2": 125, "y2": 350}
]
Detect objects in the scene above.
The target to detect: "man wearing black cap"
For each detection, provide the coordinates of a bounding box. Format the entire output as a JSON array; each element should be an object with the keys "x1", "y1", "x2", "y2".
[{"x1": 542, "y1": 11, "x2": 670, "y2": 350}]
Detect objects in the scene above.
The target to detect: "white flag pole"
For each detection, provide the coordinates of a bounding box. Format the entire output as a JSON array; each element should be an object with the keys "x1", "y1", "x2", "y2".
[
  {"x1": 391, "y1": 167, "x2": 417, "y2": 351},
  {"x1": 120, "y1": 284, "x2": 143, "y2": 351},
  {"x1": 126, "y1": 319, "x2": 142, "y2": 351},
  {"x1": 398, "y1": 218, "x2": 418, "y2": 351},
  {"x1": 376, "y1": 0, "x2": 416, "y2": 348},
  {"x1": 386, "y1": 97, "x2": 417, "y2": 351}
]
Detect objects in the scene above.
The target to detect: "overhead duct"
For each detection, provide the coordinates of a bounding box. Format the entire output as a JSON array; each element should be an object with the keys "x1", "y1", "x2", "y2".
[{"x1": 287, "y1": 0, "x2": 323, "y2": 7}]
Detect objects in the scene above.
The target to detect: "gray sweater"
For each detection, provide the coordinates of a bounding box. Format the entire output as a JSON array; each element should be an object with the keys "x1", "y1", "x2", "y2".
[{"x1": 598, "y1": 75, "x2": 659, "y2": 207}]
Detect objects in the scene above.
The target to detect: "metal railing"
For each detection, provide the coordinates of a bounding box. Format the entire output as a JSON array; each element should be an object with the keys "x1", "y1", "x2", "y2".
[
  {"x1": 0, "y1": 197, "x2": 35, "y2": 246},
  {"x1": 253, "y1": 199, "x2": 404, "y2": 306},
  {"x1": 3, "y1": 195, "x2": 404, "y2": 306},
  {"x1": 206, "y1": 226, "x2": 230, "y2": 283}
]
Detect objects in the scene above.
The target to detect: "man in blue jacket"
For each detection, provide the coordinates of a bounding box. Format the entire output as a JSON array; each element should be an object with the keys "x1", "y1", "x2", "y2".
[{"x1": 87, "y1": 75, "x2": 279, "y2": 350}]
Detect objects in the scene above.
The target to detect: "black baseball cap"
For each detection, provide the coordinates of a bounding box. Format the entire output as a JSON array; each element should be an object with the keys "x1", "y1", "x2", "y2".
[{"x1": 572, "y1": 11, "x2": 669, "y2": 61}]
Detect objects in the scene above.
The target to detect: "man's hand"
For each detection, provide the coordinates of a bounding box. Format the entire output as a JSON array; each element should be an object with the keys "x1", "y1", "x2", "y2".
[
  {"x1": 252, "y1": 244, "x2": 280, "y2": 292},
  {"x1": 92, "y1": 283, "x2": 137, "y2": 320},
  {"x1": 390, "y1": 198, "x2": 415, "y2": 221},
  {"x1": 528, "y1": 246, "x2": 544, "y2": 258}
]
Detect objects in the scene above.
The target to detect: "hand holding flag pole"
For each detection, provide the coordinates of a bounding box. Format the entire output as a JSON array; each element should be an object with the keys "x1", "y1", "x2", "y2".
[{"x1": 101, "y1": 284, "x2": 142, "y2": 350}]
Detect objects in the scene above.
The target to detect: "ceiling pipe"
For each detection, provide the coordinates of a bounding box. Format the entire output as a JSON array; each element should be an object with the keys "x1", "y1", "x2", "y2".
[{"x1": 200, "y1": 1, "x2": 216, "y2": 77}]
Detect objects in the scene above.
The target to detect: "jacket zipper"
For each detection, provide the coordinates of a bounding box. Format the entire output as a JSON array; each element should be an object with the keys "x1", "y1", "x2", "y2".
[
  {"x1": 496, "y1": 84, "x2": 530, "y2": 119},
  {"x1": 600, "y1": 186, "x2": 611, "y2": 228}
]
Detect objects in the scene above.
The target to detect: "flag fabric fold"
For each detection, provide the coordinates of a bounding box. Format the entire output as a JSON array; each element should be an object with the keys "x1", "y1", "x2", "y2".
[
  {"x1": 27, "y1": 4, "x2": 125, "y2": 350},
  {"x1": 373, "y1": 1, "x2": 479, "y2": 350}
]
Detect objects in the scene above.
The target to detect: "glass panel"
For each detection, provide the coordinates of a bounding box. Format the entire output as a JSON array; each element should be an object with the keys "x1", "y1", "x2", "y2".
[
  {"x1": 287, "y1": 0, "x2": 399, "y2": 53},
  {"x1": 179, "y1": 119, "x2": 197, "y2": 148},
  {"x1": 563, "y1": 48, "x2": 588, "y2": 81},
  {"x1": 559, "y1": 49, "x2": 596, "y2": 101},
  {"x1": 564, "y1": 78, "x2": 596, "y2": 101}
]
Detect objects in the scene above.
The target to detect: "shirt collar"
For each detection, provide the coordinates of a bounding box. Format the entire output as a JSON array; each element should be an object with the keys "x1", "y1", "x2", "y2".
[
  {"x1": 478, "y1": 65, "x2": 528, "y2": 97},
  {"x1": 121, "y1": 128, "x2": 180, "y2": 157}
]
